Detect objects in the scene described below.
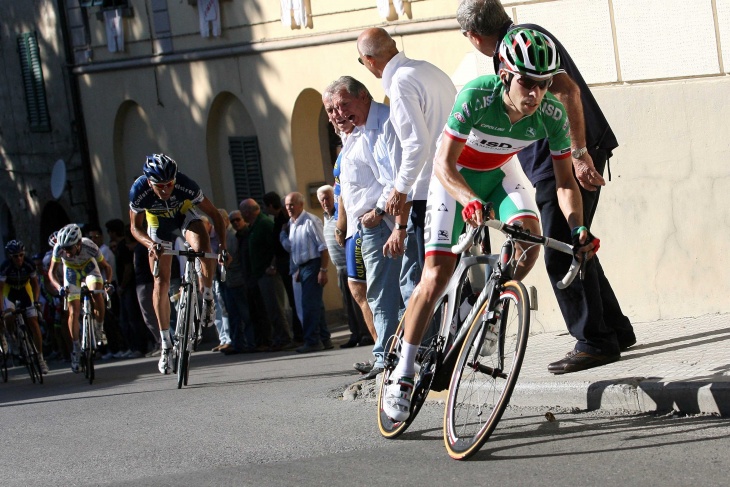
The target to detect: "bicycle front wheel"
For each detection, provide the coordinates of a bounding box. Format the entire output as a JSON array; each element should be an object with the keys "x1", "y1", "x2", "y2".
[
  {"x1": 84, "y1": 316, "x2": 94, "y2": 385},
  {"x1": 176, "y1": 285, "x2": 191, "y2": 389},
  {"x1": 1, "y1": 345, "x2": 7, "y2": 383},
  {"x1": 20, "y1": 335, "x2": 38, "y2": 384},
  {"x1": 26, "y1": 336, "x2": 44, "y2": 385},
  {"x1": 443, "y1": 280, "x2": 530, "y2": 460}
]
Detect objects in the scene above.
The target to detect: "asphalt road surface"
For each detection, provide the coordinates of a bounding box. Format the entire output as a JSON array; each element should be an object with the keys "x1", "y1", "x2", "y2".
[{"x1": 2, "y1": 340, "x2": 728, "y2": 487}]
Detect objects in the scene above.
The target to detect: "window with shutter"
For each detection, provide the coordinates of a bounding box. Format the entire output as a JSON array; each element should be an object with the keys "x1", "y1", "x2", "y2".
[
  {"x1": 17, "y1": 32, "x2": 50, "y2": 133},
  {"x1": 229, "y1": 136, "x2": 266, "y2": 205}
]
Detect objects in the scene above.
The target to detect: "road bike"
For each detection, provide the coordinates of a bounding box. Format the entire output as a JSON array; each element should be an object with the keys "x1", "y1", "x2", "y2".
[
  {"x1": 5, "y1": 302, "x2": 45, "y2": 384},
  {"x1": 154, "y1": 243, "x2": 225, "y2": 389},
  {"x1": 64, "y1": 284, "x2": 111, "y2": 385},
  {"x1": 377, "y1": 209, "x2": 579, "y2": 460}
]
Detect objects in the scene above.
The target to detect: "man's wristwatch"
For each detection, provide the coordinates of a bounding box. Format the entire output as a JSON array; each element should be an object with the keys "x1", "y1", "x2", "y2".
[
  {"x1": 571, "y1": 147, "x2": 588, "y2": 159},
  {"x1": 395, "y1": 224, "x2": 407, "y2": 230},
  {"x1": 374, "y1": 207, "x2": 385, "y2": 216}
]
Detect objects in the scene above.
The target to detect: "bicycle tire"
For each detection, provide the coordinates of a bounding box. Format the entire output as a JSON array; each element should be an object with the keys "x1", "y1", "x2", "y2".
[
  {"x1": 1, "y1": 341, "x2": 7, "y2": 382},
  {"x1": 20, "y1": 337, "x2": 37, "y2": 384},
  {"x1": 377, "y1": 305, "x2": 444, "y2": 439},
  {"x1": 176, "y1": 285, "x2": 191, "y2": 389},
  {"x1": 84, "y1": 315, "x2": 94, "y2": 385},
  {"x1": 26, "y1": 335, "x2": 44, "y2": 385},
  {"x1": 1, "y1": 349, "x2": 7, "y2": 383},
  {"x1": 443, "y1": 280, "x2": 530, "y2": 460}
]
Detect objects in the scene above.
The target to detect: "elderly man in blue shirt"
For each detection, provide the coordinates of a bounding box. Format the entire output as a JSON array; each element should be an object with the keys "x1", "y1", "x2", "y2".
[
  {"x1": 280, "y1": 192, "x2": 333, "y2": 353},
  {"x1": 328, "y1": 75, "x2": 409, "y2": 379}
]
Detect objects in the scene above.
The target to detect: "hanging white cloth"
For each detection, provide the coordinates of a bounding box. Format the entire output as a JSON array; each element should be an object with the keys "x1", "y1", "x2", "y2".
[
  {"x1": 292, "y1": 0, "x2": 306, "y2": 27},
  {"x1": 198, "y1": 0, "x2": 221, "y2": 37},
  {"x1": 281, "y1": 0, "x2": 293, "y2": 28},
  {"x1": 104, "y1": 8, "x2": 124, "y2": 52},
  {"x1": 377, "y1": 0, "x2": 407, "y2": 18}
]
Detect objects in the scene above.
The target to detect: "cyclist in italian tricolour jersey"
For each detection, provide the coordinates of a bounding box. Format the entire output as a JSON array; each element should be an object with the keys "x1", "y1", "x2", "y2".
[
  {"x1": 129, "y1": 153, "x2": 227, "y2": 374},
  {"x1": 382, "y1": 28, "x2": 598, "y2": 422}
]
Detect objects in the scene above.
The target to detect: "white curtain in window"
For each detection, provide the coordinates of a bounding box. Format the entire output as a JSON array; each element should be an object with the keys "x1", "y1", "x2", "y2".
[
  {"x1": 104, "y1": 8, "x2": 124, "y2": 52},
  {"x1": 198, "y1": 0, "x2": 221, "y2": 37}
]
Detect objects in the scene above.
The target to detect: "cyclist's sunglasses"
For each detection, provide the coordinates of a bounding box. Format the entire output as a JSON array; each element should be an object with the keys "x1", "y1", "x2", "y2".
[
  {"x1": 515, "y1": 74, "x2": 553, "y2": 91},
  {"x1": 10, "y1": 253, "x2": 24, "y2": 259},
  {"x1": 62, "y1": 245, "x2": 77, "y2": 253},
  {"x1": 151, "y1": 179, "x2": 175, "y2": 189}
]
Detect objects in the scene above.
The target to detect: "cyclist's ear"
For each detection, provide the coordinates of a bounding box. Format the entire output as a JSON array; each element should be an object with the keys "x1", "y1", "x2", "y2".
[{"x1": 499, "y1": 69, "x2": 512, "y2": 93}]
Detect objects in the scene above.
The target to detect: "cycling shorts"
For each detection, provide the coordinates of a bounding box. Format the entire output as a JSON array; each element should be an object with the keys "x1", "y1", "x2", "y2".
[
  {"x1": 345, "y1": 231, "x2": 366, "y2": 283},
  {"x1": 3, "y1": 297, "x2": 38, "y2": 319},
  {"x1": 424, "y1": 158, "x2": 538, "y2": 257},
  {"x1": 148, "y1": 206, "x2": 203, "y2": 245},
  {"x1": 63, "y1": 260, "x2": 103, "y2": 302}
]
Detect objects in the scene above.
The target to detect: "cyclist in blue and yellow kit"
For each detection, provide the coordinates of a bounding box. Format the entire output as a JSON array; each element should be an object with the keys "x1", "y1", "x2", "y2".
[
  {"x1": 129, "y1": 153, "x2": 227, "y2": 374},
  {"x1": 1, "y1": 240, "x2": 49, "y2": 374}
]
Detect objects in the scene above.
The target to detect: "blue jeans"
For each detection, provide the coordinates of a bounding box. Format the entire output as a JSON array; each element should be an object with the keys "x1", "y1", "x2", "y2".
[
  {"x1": 213, "y1": 280, "x2": 230, "y2": 345},
  {"x1": 360, "y1": 220, "x2": 402, "y2": 368},
  {"x1": 400, "y1": 205, "x2": 423, "y2": 310},
  {"x1": 299, "y1": 258, "x2": 331, "y2": 347}
]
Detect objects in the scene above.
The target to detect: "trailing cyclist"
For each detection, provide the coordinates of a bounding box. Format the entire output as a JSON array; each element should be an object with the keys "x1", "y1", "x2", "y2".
[
  {"x1": 0, "y1": 240, "x2": 49, "y2": 374},
  {"x1": 48, "y1": 224, "x2": 113, "y2": 373},
  {"x1": 382, "y1": 28, "x2": 598, "y2": 421},
  {"x1": 128, "y1": 153, "x2": 227, "y2": 374}
]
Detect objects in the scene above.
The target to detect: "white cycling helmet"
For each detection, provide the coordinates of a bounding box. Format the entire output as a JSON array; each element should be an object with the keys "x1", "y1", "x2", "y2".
[{"x1": 57, "y1": 223, "x2": 82, "y2": 248}]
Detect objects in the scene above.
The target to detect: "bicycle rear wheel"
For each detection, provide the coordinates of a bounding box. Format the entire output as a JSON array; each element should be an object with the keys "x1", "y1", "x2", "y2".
[
  {"x1": 377, "y1": 306, "x2": 443, "y2": 439},
  {"x1": 443, "y1": 280, "x2": 530, "y2": 460}
]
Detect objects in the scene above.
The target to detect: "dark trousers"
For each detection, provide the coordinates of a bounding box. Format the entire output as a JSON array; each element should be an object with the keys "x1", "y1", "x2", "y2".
[
  {"x1": 222, "y1": 283, "x2": 256, "y2": 351},
  {"x1": 299, "y1": 258, "x2": 330, "y2": 346},
  {"x1": 410, "y1": 199, "x2": 427, "y2": 270},
  {"x1": 534, "y1": 148, "x2": 634, "y2": 356}
]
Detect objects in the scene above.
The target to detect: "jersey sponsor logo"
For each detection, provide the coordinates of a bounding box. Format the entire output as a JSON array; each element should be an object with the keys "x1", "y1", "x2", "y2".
[
  {"x1": 559, "y1": 148, "x2": 571, "y2": 155},
  {"x1": 562, "y1": 119, "x2": 569, "y2": 132},
  {"x1": 525, "y1": 127, "x2": 536, "y2": 137},
  {"x1": 454, "y1": 112, "x2": 466, "y2": 124},
  {"x1": 470, "y1": 136, "x2": 527, "y2": 152},
  {"x1": 540, "y1": 101, "x2": 563, "y2": 121},
  {"x1": 437, "y1": 230, "x2": 449, "y2": 241},
  {"x1": 437, "y1": 203, "x2": 449, "y2": 212},
  {"x1": 462, "y1": 102, "x2": 471, "y2": 118},
  {"x1": 480, "y1": 124, "x2": 506, "y2": 132}
]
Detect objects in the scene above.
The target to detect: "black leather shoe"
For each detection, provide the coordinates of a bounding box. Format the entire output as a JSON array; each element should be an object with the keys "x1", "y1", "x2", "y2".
[
  {"x1": 322, "y1": 339, "x2": 334, "y2": 350},
  {"x1": 361, "y1": 366, "x2": 384, "y2": 381},
  {"x1": 340, "y1": 336, "x2": 360, "y2": 349},
  {"x1": 548, "y1": 349, "x2": 620, "y2": 375},
  {"x1": 619, "y1": 337, "x2": 637, "y2": 352},
  {"x1": 358, "y1": 336, "x2": 375, "y2": 347}
]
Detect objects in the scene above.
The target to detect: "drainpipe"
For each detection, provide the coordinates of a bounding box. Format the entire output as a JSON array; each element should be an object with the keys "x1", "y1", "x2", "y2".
[{"x1": 56, "y1": 0, "x2": 99, "y2": 227}]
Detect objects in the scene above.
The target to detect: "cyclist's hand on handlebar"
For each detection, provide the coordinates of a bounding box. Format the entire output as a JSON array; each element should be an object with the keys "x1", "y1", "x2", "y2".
[
  {"x1": 104, "y1": 282, "x2": 115, "y2": 295},
  {"x1": 461, "y1": 198, "x2": 487, "y2": 227},
  {"x1": 58, "y1": 287, "x2": 67, "y2": 298},
  {"x1": 218, "y1": 249, "x2": 229, "y2": 266},
  {"x1": 571, "y1": 226, "x2": 600, "y2": 262},
  {"x1": 148, "y1": 243, "x2": 163, "y2": 259}
]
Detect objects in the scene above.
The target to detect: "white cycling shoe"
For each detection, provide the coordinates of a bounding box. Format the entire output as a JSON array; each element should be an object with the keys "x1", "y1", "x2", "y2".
[
  {"x1": 158, "y1": 348, "x2": 172, "y2": 374},
  {"x1": 383, "y1": 375, "x2": 415, "y2": 422}
]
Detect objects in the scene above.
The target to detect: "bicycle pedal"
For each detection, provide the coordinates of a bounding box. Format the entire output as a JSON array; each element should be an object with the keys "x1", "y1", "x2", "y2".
[{"x1": 529, "y1": 286, "x2": 538, "y2": 311}]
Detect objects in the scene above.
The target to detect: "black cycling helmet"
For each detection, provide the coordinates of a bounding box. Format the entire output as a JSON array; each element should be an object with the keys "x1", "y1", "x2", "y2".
[
  {"x1": 143, "y1": 153, "x2": 178, "y2": 183},
  {"x1": 5, "y1": 240, "x2": 25, "y2": 255}
]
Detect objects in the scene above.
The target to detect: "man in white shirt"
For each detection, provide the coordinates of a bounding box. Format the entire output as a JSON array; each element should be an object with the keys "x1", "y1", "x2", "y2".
[
  {"x1": 328, "y1": 75, "x2": 409, "y2": 379},
  {"x1": 357, "y1": 28, "x2": 457, "y2": 303},
  {"x1": 280, "y1": 192, "x2": 332, "y2": 353}
]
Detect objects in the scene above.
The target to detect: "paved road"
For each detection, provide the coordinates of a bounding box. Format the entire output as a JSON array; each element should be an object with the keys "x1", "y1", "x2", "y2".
[{"x1": 2, "y1": 340, "x2": 729, "y2": 486}]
